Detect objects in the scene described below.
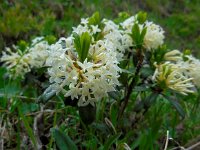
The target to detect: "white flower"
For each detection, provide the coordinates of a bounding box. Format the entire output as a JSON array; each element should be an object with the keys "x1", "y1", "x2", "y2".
[
  {"x1": 152, "y1": 62, "x2": 194, "y2": 95},
  {"x1": 28, "y1": 40, "x2": 49, "y2": 68},
  {"x1": 163, "y1": 50, "x2": 200, "y2": 88},
  {"x1": 102, "y1": 19, "x2": 130, "y2": 60},
  {"x1": 72, "y1": 24, "x2": 90, "y2": 35},
  {"x1": 142, "y1": 21, "x2": 165, "y2": 50},
  {"x1": 46, "y1": 37, "x2": 121, "y2": 106},
  {"x1": 1, "y1": 37, "x2": 50, "y2": 79},
  {"x1": 91, "y1": 25, "x2": 101, "y2": 34},
  {"x1": 121, "y1": 16, "x2": 165, "y2": 50},
  {"x1": 121, "y1": 16, "x2": 137, "y2": 33},
  {"x1": 164, "y1": 50, "x2": 182, "y2": 61},
  {"x1": 81, "y1": 18, "x2": 89, "y2": 25},
  {"x1": 182, "y1": 55, "x2": 200, "y2": 88},
  {"x1": 1, "y1": 47, "x2": 31, "y2": 78},
  {"x1": 72, "y1": 20, "x2": 101, "y2": 36},
  {"x1": 103, "y1": 19, "x2": 119, "y2": 32}
]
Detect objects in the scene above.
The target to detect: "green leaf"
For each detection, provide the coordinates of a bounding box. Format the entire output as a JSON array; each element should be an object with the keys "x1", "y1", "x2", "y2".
[
  {"x1": 103, "y1": 133, "x2": 121, "y2": 150},
  {"x1": 88, "y1": 11, "x2": 101, "y2": 26},
  {"x1": 80, "y1": 32, "x2": 91, "y2": 62},
  {"x1": 73, "y1": 32, "x2": 91, "y2": 62},
  {"x1": 131, "y1": 23, "x2": 147, "y2": 49},
  {"x1": 45, "y1": 35, "x2": 57, "y2": 44},
  {"x1": 109, "y1": 101, "x2": 118, "y2": 126},
  {"x1": 163, "y1": 94, "x2": 185, "y2": 119},
  {"x1": 139, "y1": 27, "x2": 147, "y2": 44},
  {"x1": 38, "y1": 87, "x2": 56, "y2": 103},
  {"x1": 0, "y1": 80, "x2": 21, "y2": 99},
  {"x1": 114, "y1": 12, "x2": 130, "y2": 24},
  {"x1": 140, "y1": 66, "x2": 154, "y2": 78},
  {"x1": 134, "y1": 92, "x2": 158, "y2": 112},
  {"x1": 131, "y1": 23, "x2": 140, "y2": 45},
  {"x1": 73, "y1": 32, "x2": 81, "y2": 56},
  {"x1": 17, "y1": 40, "x2": 28, "y2": 52},
  {"x1": 144, "y1": 92, "x2": 159, "y2": 107},
  {"x1": 137, "y1": 11, "x2": 147, "y2": 24},
  {"x1": 52, "y1": 128, "x2": 78, "y2": 150}
]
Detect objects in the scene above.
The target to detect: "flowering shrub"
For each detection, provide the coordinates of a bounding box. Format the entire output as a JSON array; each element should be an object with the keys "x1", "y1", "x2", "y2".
[{"x1": 1, "y1": 12, "x2": 200, "y2": 149}]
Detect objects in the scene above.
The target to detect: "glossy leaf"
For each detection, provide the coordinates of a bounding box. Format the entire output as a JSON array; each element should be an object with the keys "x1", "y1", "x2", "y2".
[
  {"x1": 73, "y1": 32, "x2": 91, "y2": 62},
  {"x1": 38, "y1": 87, "x2": 56, "y2": 103},
  {"x1": 163, "y1": 94, "x2": 185, "y2": 119},
  {"x1": 52, "y1": 128, "x2": 78, "y2": 150}
]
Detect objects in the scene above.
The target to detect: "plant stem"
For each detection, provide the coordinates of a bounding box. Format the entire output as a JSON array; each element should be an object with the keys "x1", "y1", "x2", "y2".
[{"x1": 118, "y1": 49, "x2": 144, "y2": 119}]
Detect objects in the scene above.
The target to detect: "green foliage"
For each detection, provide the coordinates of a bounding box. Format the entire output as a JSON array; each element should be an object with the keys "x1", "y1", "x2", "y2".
[
  {"x1": 52, "y1": 128, "x2": 78, "y2": 150},
  {"x1": 45, "y1": 35, "x2": 57, "y2": 45},
  {"x1": 88, "y1": 11, "x2": 101, "y2": 26},
  {"x1": 130, "y1": 24, "x2": 147, "y2": 49},
  {"x1": 163, "y1": 94, "x2": 185, "y2": 119},
  {"x1": 73, "y1": 32, "x2": 92, "y2": 62},
  {"x1": 114, "y1": 12, "x2": 130, "y2": 24},
  {"x1": 149, "y1": 45, "x2": 167, "y2": 65},
  {"x1": 17, "y1": 40, "x2": 29, "y2": 53},
  {"x1": 137, "y1": 11, "x2": 147, "y2": 24}
]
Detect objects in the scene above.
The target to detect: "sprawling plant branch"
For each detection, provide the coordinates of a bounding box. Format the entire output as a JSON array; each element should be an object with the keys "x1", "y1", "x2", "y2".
[{"x1": 118, "y1": 48, "x2": 144, "y2": 119}]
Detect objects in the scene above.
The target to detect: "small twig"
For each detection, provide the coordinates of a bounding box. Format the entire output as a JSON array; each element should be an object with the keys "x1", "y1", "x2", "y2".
[
  {"x1": 170, "y1": 147, "x2": 185, "y2": 150},
  {"x1": 186, "y1": 141, "x2": 200, "y2": 150},
  {"x1": 105, "y1": 117, "x2": 116, "y2": 134},
  {"x1": 0, "y1": 94, "x2": 37, "y2": 101},
  {"x1": 33, "y1": 113, "x2": 43, "y2": 150},
  {"x1": 164, "y1": 130, "x2": 169, "y2": 150},
  {"x1": 25, "y1": 106, "x2": 70, "y2": 116},
  {"x1": 26, "y1": 109, "x2": 54, "y2": 116},
  {"x1": 0, "y1": 115, "x2": 5, "y2": 150},
  {"x1": 168, "y1": 137, "x2": 185, "y2": 150}
]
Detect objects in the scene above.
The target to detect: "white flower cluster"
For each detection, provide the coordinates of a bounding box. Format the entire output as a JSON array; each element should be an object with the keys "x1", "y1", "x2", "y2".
[
  {"x1": 46, "y1": 36, "x2": 121, "y2": 106},
  {"x1": 185, "y1": 55, "x2": 200, "y2": 88},
  {"x1": 142, "y1": 22, "x2": 165, "y2": 50},
  {"x1": 1, "y1": 37, "x2": 49, "y2": 78},
  {"x1": 153, "y1": 49, "x2": 200, "y2": 94},
  {"x1": 121, "y1": 15, "x2": 165, "y2": 50},
  {"x1": 45, "y1": 14, "x2": 167, "y2": 106},
  {"x1": 72, "y1": 18, "x2": 101, "y2": 36},
  {"x1": 152, "y1": 62, "x2": 194, "y2": 95},
  {"x1": 2, "y1": 11, "x2": 196, "y2": 103},
  {"x1": 46, "y1": 14, "x2": 149, "y2": 106},
  {"x1": 165, "y1": 50, "x2": 200, "y2": 88}
]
